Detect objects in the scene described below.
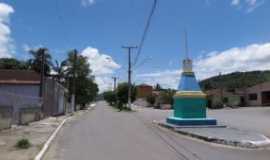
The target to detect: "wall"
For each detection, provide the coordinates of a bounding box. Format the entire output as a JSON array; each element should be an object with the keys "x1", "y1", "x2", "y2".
[
  {"x1": 245, "y1": 82, "x2": 270, "y2": 106},
  {"x1": 19, "y1": 107, "x2": 41, "y2": 125},
  {"x1": 0, "y1": 84, "x2": 39, "y2": 97},
  {"x1": 137, "y1": 86, "x2": 153, "y2": 98},
  {"x1": 0, "y1": 106, "x2": 13, "y2": 130},
  {"x1": 43, "y1": 78, "x2": 66, "y2": 116},
  {"x1": 0, "y1": 91, "x2": 41, "y2": 124}
]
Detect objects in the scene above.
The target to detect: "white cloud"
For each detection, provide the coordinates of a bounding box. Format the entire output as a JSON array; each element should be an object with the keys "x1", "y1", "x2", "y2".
[
  {"x1": 81, "y1": 47, "x2": 121, "y2": 92},
  {"x1": 230, "y1": 0, "x2": 265, "y2": 12},
  {"x1": 137, "y1": 42, "x2": 270, "y2": 89},
  {"x1": 81, "y1": 0, "x2": 95, "y2": 7},
  {"x1": 231, "y1": 0, "x2": 241, "y2": 6},
  {"x1": 0, "y1": 3, "x2": 14, "y2": 58},
  {"x1": 136, "y1": 70, "x2": 181, "y2": 89}
]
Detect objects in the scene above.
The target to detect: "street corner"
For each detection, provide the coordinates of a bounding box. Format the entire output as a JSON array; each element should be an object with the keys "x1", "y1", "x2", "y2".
[{"x1": 157, "y1": 121, "x2": 270, "y2": 149}]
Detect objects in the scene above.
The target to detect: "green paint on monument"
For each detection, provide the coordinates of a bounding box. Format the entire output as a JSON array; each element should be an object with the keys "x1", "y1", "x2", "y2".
[{"x1": 173, "y1": 97, "x2": 206, "y2": 118}]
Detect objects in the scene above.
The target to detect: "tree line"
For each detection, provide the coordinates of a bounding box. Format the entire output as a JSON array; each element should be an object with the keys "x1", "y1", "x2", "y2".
[{"x1": 0, "y1": 48, "x2": 99, "y2": 108}]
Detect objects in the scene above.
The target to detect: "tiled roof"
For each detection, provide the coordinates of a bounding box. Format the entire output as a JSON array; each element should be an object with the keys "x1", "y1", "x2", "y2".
[{"x1": 0, "y1": 70, "x2": 40, "y2": 85}]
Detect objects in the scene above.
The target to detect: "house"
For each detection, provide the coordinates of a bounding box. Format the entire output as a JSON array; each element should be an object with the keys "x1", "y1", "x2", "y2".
[
  {"x1": 136, "y1": 84, "x2": 153, "y2": 98},
  {"x1": 244, "y1": 81, "x2": 270, "y2": 106},
  {"x1": 0, "y1": 70, "x2": 42, "y2": 124},
  {"x1": 206, "y1": 81, "x2": 270, "y2": 107},
  {"x1": 0, "y1": 69, "x2": 41, "y2": 97},
  {"x1": 0, "y1": 69, "x2": 68, "y2": 125}
]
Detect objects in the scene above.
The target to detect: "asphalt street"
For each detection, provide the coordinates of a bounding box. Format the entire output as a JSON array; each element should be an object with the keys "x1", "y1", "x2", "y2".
[{"x1": 45, "y1": 101, "x2": 270, "y2": 160}]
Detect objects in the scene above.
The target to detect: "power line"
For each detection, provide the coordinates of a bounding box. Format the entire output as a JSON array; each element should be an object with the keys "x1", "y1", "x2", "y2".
[{"x1": 133, "y1": 0, "x2": 158, "y2": 67}]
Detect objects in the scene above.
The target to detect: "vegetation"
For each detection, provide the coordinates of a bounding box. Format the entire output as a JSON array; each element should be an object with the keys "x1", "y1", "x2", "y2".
[
  {"x1": 103, "y1": 91, "x2": 117, "y2": 105},
  {"x1": 0, "y1": 58, "x2": 29, "y2": 70},
  {"x1": 146, "y1": 94, "x2": 156, "y2": 107},
  {"x1": 15, "y1": 139, "x2": 31, "y2": 149},
  {"x1": 200, "y1": 71, "x2": 270, "y2": 91},
  {"x1": 28, "y1": 48, "x2": 52, "y2": 75},
  {"x1": 0, "y1": 47, "x2": 99, "y2": 109},
  {"x1": 159, "y1": 89, "x2": 175, "y2": 105},
  {"x1": 103, "y1": 82, "x2": 136, "y2": 111},
  {"x1": 64, "y1": 50, "x2": 99, "y2": 108}
]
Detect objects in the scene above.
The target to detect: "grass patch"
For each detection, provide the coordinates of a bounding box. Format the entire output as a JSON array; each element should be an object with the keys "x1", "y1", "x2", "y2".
[{"x1": 15, "y1": 138, "x2": 31, "y2": 149}]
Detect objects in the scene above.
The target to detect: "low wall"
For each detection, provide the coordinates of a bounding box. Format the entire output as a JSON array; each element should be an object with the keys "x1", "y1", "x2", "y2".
[
  {"x1": 19, "y1": 107, "x2": 42, "y2": 125},
  {"x1": 0, "y1": 106, "x2": 13, "y2": 130}
]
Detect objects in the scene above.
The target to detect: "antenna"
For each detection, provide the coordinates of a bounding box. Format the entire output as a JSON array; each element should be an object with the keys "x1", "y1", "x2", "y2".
[{"x1": 184, "y1": 29, "x2": 189, "y2": 59}]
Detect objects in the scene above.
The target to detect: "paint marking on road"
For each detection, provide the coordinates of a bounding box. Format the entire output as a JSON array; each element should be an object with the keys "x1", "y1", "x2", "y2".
[{"x1": 34, "y1": 117, "x2": 70, "y2": 160}]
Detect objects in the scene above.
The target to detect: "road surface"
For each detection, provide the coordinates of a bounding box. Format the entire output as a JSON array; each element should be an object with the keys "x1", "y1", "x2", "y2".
[{"x1": 45, "y1": 101, "x2": 270, "y2": 160}]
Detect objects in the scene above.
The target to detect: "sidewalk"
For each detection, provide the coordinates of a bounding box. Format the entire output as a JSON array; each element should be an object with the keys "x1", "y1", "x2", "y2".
[
  {"x1": 0, "y1": 116, "x2": 66, "y2": 160},
  {"x1": 0, "y1": 105, "x2": 95, "y2": 160}
]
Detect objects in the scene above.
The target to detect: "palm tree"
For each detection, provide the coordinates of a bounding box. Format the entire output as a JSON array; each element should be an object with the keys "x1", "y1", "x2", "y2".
[
  {"x1": 52, "y1": 59, "x2": 68, "y2": 83},
  {"x1": 28, "y1": 48, "x2": 52, "y2": 75}
]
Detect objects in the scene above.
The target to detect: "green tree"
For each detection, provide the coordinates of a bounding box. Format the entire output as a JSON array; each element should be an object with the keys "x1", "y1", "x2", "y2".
[
  {"x1": 64, "y1": 50, "x2": 98, "y2": 107},
  {"x1": 116, "y1": 82, "x2": 136, "y2": 107},
  {"x1": 28, "y1": 48, "x2": 52, "y2": 75},
  {"x1": 52, "y1": 60, "x2": 67, "y2": 83},
  {"x1": 160, "y1": 89, "x2": 175, "y2": 105},
  {"x1": 155, "y1": 83, "x2": 162, "y2": 91},
  {"x1": 146, "y1": 94, "x2": 156, "y2": 107},
  {"x1": 0, "y1": 58, "x2": 29, "y2": 70},
  {"x1": 103, "y1": 91, "x2": 117, "y2": 105}
]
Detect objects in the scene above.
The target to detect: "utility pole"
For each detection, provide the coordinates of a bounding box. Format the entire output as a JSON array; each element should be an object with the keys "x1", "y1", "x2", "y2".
[
  {"x1": 112, "y1": 76, "x2": 117, "y2": 91},
  {"x1": 122, "y1": 46, "x2": 137, "y2": 109},
  {"x1": 39, "y1": 49, "x2": 45, "y2": 98},
  {"x1": 71, "y1": 49, "x2": 78, "y2": 112}
]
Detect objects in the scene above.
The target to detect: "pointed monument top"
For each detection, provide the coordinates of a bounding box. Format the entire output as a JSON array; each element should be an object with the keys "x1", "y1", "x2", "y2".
[{"x1": 184, "y1": 29, "x2": 189, "y2": 59}]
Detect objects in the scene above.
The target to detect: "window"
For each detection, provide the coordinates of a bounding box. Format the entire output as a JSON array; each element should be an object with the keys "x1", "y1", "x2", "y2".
[{"x1": 248, "y1": 93, "x2": 258, "y2": 100}]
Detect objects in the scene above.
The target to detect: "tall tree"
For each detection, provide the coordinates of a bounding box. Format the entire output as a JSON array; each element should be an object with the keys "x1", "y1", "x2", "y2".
[
  {"x1": 28, "y1": 48, "x2": 52, "y2": 75},
  {"x1": 52, "y1": 59, "x2": 67, "y2": 83},
  {"x1": 0, "y1": 58, "x2": 29, "y2": 70},
  {"x1": 64, "y1": 50, "x2": 98, "y2": 107}
]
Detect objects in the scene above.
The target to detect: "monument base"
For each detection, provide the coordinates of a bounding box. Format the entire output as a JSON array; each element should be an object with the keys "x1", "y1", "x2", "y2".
[{"x1": 167, "y1": 116, "x2": 217, "y2": 126}]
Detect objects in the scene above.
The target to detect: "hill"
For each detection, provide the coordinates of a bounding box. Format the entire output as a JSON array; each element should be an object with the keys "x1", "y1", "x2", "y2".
[{"x1": 199, "y1": 71, "x2": 270, "y2": 91}]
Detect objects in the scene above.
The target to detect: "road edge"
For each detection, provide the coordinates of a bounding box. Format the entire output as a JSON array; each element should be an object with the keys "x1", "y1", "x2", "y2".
[
  {"x1": 157, "y1": 121, "x2": 270, "y2": 149},
  {"x1": 34, "y1": 117, "x2": 70, "y2": 160}
]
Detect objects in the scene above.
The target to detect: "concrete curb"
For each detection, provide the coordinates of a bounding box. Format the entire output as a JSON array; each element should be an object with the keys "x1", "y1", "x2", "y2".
[
  {"x1": 34, "y1": 117, "x2": 70, "y2": 160},
  {"x1": 157, "y1": 122, "x2": 270, "y2": 149}
]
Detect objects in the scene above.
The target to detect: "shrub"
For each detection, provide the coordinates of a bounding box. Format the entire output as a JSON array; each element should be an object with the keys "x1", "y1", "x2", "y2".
[
  {"x1": 103, "y1": 91, "x2": 117, "y2": 105},
  {"x1": 159, "y1": 90, "x2": 174, "y2": 105},
  {"x1": 146, "y1": 94, "x2": 156, "y2": 107},
  {"x1": 15, "y1": 139, "x2": 31, "y2": 149}
]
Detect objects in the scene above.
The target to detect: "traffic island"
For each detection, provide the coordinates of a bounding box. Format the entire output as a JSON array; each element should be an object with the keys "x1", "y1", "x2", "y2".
[
  {"x1": 161, "y1": 54, "x2": 270, "y2": 149},
  {"x1": 158, "y1": 121, "x2": 270, "y2": 149}
]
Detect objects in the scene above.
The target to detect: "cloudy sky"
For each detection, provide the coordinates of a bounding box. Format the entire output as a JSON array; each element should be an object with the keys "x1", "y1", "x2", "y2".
[{"x1": 0, "y1": 0, "x2": 270, "y2": 91}]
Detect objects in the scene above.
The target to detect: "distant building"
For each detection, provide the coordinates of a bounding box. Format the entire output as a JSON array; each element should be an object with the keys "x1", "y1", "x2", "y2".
[
  {"x1": 245, "y1": 81, "x2": 270, "y2": 106},
  {"x1": 136, "y1": 84, "x2": 153, "y2": 98},
  {"x1": 206, "y1": 81, "x2": 270, "y2": 107}
]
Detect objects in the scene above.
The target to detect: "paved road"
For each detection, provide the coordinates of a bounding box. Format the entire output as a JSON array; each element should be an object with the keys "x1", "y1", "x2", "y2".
[{"x1": 45, "y1": 102, "x2": 270, "y2": 160}]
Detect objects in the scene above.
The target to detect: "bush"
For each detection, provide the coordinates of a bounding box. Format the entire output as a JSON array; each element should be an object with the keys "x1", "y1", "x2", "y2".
[
  {"x1": 15, "y1": 139, "x2": 31, "y2": 149},
  {"x1": 146, "y1": 94, "x2": 156, "y2": 107},
  {"x1": 117, "y1": 83, "x2": 136, "y2": 105},
  {"x1": 103, "y1": 91, "x2": 117, "y2": 105},
  {"x1": 159, "y1": 90, "x2": 174, "y2": 105}
]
